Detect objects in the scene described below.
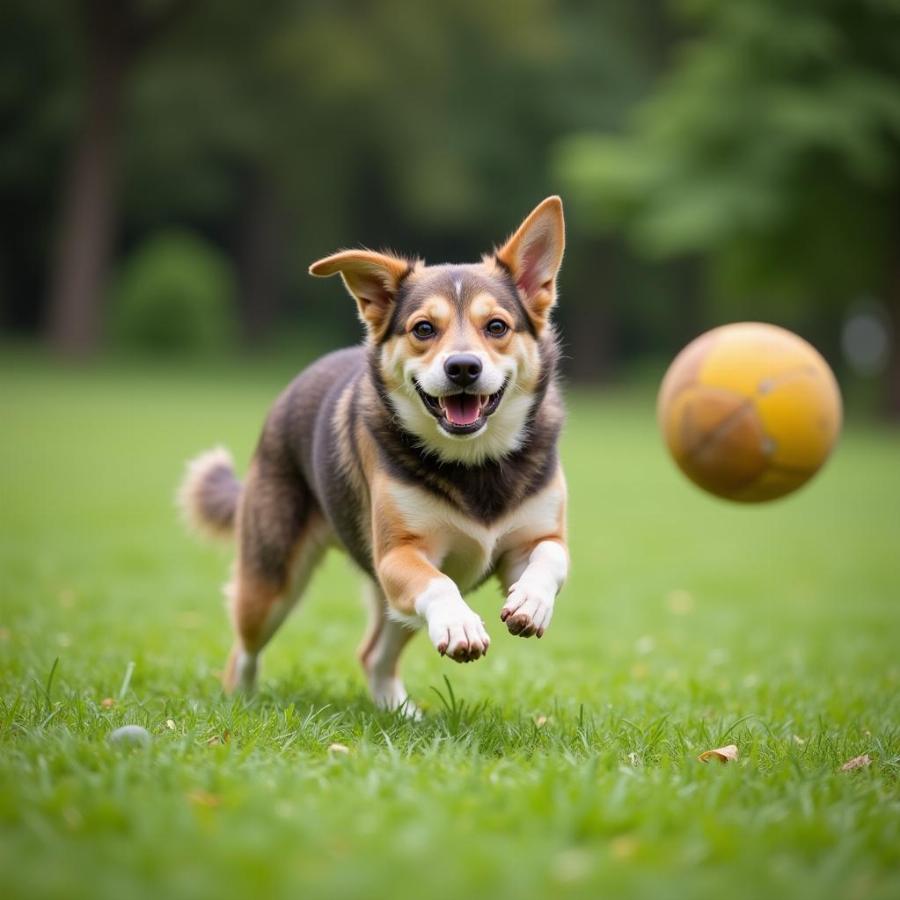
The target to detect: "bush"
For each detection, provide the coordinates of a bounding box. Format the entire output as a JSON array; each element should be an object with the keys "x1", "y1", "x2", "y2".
[{"x1": 109, "y1": 230, "x2": 237, "y2": 354}]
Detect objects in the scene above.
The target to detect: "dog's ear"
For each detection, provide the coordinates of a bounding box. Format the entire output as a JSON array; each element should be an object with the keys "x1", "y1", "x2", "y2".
[
  {"x1": 309, "y1": 250, "x2": 411, "y2": 338},
  {"x1": 495, "y1": 196, "x2": 565, "y2": 332}
]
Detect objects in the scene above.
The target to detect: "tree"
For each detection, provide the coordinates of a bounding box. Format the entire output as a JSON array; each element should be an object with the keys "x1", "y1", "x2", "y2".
[
  {"x1": 556, "y1": 0, "x2": 900, "y2": 413},
  {"x1": 46, "y1": 0, "x2": 194, "y2": 356}
]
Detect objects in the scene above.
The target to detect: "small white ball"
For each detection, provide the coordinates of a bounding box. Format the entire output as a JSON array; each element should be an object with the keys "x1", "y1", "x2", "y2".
[{"x1": 109, "y1": 725, "x2": 151, "y2": 747}]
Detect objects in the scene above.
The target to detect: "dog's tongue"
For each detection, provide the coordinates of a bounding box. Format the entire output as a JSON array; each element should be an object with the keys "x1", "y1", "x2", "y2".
[{"x1": 443, "y1": 393, "x2": 481, "y2": 426}]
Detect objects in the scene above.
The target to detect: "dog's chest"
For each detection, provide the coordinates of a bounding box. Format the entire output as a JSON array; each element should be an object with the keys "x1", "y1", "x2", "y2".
[{"x1": 388, "y1": 480, "x2": 563, "y2": 592}]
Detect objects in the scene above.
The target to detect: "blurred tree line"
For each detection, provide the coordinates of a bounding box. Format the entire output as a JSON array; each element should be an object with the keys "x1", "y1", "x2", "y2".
[
  {"x1": 1, "y1": 0, "x2": 898, "y2": 413},
  {"x1": 558, "y1": 0, "x2": 900, "y2": 414}
]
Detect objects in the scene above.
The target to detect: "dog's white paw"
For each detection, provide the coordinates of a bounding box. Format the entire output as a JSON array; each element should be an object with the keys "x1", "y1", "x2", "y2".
[
  {"x1": 415, "y1": 579, "x2": 490, "y2": 663},
  {"x1": 370, "y1": 675, "x2": 422, "y2": 719},
  {"x1": 426, "y1": 600, "x2": 490, "y2": 663},
  {"x1": 501, "y1": 579, "x2": 554, "y2": 638}
]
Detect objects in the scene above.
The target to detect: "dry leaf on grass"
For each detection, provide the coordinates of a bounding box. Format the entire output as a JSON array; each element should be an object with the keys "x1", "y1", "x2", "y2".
[
  {"x1": 840, "y1": 754, "x2": 872, "y2": 772},
  {"x1": 187, "y1": 789, "x2": 221, "y2": 808},
  {"x1": 697, "y1": 744, "x2": 739, "y2": 764}
]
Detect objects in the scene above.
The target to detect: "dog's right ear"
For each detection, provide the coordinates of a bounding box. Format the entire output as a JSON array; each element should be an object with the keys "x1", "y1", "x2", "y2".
[{"x1": 309, "y1": 250, "x2": 412, "y2": 338}]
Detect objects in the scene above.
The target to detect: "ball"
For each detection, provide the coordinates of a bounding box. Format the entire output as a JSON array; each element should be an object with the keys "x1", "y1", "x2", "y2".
[
  {"x1": 658, "y1": 322, "x2": 842, "y2": 502},
  {"x1": 108, "y1": 724, "x2": 151, "y2": 747}
]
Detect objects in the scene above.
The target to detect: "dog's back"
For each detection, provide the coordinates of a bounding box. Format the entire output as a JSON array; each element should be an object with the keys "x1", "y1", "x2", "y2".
[{"x1": 262, "y1": 346, "x2": 371, "y2": 569}]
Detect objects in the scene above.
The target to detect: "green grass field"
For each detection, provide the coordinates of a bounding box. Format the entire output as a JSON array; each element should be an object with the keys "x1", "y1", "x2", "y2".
[{"x1": 1, "y1": 352, "x2": 898, "y2": 900}]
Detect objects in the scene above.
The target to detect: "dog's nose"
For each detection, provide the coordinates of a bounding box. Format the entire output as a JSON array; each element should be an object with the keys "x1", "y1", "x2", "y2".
[{"x1": 444, "y1": 353, "x2": 483, "y2": 387}]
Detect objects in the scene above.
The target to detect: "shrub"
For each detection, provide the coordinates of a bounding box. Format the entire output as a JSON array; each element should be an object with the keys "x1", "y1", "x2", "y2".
[{"x1": 109, "y1": 230, "x2": 237, "y2": 354}]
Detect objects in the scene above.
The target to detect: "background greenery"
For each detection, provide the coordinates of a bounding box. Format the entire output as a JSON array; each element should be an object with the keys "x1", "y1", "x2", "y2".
[
  {"x1": 1, "y1": 0, "x2": 898, "y2": 410},
  {"x1": 1, "y1": 356, "x2": 898, "y2": 900}
]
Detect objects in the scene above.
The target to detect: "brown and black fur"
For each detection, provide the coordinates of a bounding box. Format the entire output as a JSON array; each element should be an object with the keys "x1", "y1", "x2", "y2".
[{"x1": 180, "y1": 197, "x2": 569, "y2": 702}]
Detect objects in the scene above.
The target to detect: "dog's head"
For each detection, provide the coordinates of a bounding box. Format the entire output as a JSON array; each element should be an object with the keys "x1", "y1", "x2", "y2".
[{"x1": 310, "y1": 197, "x2": 564, "y2": 464}]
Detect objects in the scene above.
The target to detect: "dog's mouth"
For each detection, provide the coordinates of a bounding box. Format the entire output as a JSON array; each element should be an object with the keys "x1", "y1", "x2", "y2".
[{"x1": 414, "y1": 379, "x2": 508, "y2": 435}]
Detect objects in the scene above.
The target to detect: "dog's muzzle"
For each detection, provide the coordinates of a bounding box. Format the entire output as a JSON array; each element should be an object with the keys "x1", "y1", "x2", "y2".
[{"x1": 414, "y1": 379, "x2": 508, "y2": 435}]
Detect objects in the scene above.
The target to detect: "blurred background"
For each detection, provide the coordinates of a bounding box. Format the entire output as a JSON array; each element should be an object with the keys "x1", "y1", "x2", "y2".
[{"x1": 1, "y1": 0, "x2": 899, "y2": 416}]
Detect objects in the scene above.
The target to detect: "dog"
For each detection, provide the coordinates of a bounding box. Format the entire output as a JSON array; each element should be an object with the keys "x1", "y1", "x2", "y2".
[{"x1": 179, "y1": 196, "x2": 569, "y2": 714}]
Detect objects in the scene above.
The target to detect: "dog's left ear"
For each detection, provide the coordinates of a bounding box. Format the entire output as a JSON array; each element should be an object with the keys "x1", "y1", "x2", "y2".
[
  {"x1": 309, "y1": 250, "x2": 411, "y2": 338},
  {"x1": 495, "y1": 196, "x2": 565, "y2": 331}
]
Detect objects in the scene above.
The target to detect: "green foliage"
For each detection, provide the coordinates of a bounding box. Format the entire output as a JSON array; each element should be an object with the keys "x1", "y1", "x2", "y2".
[
  {"x1": 120, "y1": 1, "x2": 665, "y2": 275},
  {"x1": 556, "y1": 0, "x2": 900, "y2": 304},
  {"x1": 109, "y1": 230, "x2": 237, "y2": 355},
  {"x1": 1, "y1": 0, "x2": 676, "y2": 362},
  {"x1": 1, "y1": 358, "x2": 899, "y2": 899}
]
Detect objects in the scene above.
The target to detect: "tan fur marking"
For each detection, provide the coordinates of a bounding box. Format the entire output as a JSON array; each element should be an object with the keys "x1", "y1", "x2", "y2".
[
  {"x1": 228, "y1": 512, "x2": 330, "y2": 653},
  {"x1": 469, "y1": 292, "x2": 496, "y2": 320},
  {"x1": 408, "y1": 296, "x2": 453, "y2": 331},
  {"x1": 371, "y1": 476, "x2": 444, "y2": 616},
  {"x1": 378, "y1": 546, "x2": 444, "y2": 617}
]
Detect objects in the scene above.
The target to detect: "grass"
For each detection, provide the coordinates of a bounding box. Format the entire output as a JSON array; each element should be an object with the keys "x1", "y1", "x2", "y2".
[{"x1": 1, "y1": 350, "x2": 898, "y2": 900}]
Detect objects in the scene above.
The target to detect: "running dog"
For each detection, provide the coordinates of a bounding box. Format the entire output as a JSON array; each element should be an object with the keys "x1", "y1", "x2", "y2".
[{"x1": 179, "y1": 196, "x2": 569, "y2": 713}]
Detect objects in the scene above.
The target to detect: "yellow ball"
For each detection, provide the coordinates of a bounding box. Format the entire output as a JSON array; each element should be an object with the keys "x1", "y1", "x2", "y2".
[{"x1": 658, "y1": 322, "x2": 842, "y2": 502}]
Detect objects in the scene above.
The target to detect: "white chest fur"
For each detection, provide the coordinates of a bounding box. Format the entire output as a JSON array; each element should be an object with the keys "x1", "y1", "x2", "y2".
[{"x1": 387, "y1": 478, "x2": 564, "y2": 592}]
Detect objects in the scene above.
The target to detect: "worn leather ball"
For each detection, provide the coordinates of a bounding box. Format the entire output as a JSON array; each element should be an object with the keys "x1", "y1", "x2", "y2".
[{"x1": 658, "y1": 323, "x2": 842, "y2": 502}]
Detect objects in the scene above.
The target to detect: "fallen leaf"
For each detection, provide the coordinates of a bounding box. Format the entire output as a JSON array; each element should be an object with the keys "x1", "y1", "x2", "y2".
[
  {"x1": 100, "y1": 697, "x2": 116, "y2": 709},
  {"x1": 328, "y1": 742, "x2": 350, "y2": 755},
  {"x1": 697, "y1": 744, "x2": 739, "y2": 764},
  {"x1": 840, "y1": 754, "x2": 872, "y2": 772},
  {"x1": 206, "y1": 730, "x2": 229, "y2": 746},
  {"x1": 187, "y1": 789, "x2": 220, "y2": 808},
  {"x1": 610, "y1": 835, "x2": 639, "y2": 860},
  {"x1": 666, "y1": 589, "x2": 694, "y2": 615}
]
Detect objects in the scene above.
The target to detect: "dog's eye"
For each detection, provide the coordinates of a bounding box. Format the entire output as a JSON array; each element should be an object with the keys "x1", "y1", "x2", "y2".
[
  {"x1": 486, "y1": 319, "x2": 509, "y2": 338},
  {"x1": 412, "y1": 321, "x2": 436, "y2": 339}
]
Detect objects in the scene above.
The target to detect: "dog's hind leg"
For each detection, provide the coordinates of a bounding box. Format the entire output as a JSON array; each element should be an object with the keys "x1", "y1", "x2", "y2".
[
  {"x1": 358, "y1": 580, "x2": 420, "y2": 716},
  {"x1": 223, "y1": 460, "x2": 330, "y2": 694}
]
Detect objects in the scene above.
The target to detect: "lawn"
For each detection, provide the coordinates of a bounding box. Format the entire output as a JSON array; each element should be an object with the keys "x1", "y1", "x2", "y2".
[{"x1": 1, "y1": 351, "x2": 898, "y2": 900}]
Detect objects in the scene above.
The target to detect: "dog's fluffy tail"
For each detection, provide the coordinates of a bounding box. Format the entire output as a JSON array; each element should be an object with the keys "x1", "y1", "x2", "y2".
[{"x1": 177, "y1": 447, "x2": 242, "y2": 540}]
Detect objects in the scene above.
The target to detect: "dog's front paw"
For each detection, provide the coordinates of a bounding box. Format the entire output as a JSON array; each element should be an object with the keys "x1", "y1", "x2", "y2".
[
  {"x1": 426, "y1": 600, "x2": 490, "y2": 663},
  {"x1": 501, "y1": 579, "x2": 554, "y2": 638}
]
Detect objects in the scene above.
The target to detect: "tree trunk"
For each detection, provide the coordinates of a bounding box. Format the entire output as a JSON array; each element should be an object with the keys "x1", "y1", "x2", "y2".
[
  {"x1": 236, "y1": 174, "x2": 285, "y2": 345},
  {"x1": 46, "y1": 2, "x2": 131, "y2": 356}
]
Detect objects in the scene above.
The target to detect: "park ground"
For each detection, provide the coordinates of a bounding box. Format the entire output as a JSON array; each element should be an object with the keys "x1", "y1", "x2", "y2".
[{"x1": 1, "y1": 350, "x2": 898, "y2": 900}]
